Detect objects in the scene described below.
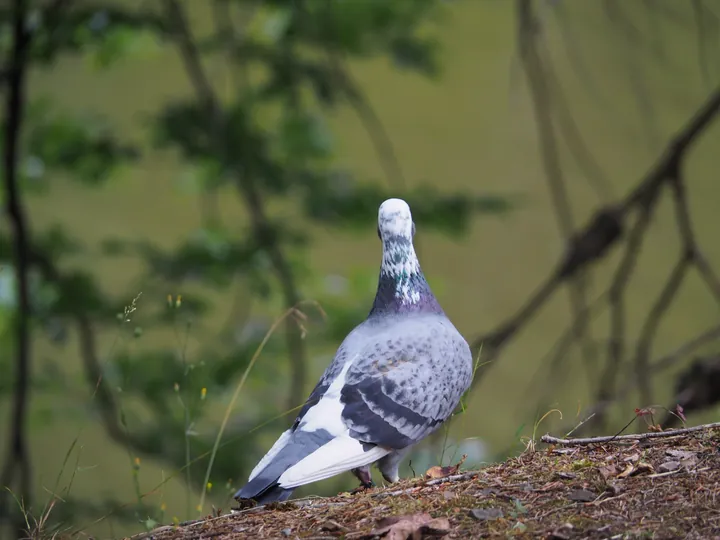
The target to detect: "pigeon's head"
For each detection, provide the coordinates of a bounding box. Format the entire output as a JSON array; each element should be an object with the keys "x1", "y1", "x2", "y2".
[
  {"x1": 370, "y1": 198, "x2": 441, "y2": 315},
  {"x1": 377, "y1": 198, "x2": 416, "y2": 242}
]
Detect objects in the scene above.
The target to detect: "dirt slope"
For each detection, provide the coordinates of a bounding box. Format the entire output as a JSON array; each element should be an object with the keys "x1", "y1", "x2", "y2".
[{"x1": 129, "y1": 428, "x2": 720, "y2": 539}]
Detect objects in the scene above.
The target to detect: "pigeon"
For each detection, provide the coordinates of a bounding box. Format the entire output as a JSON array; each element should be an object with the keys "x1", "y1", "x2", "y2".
[{"x1": 234, "y1": 198, "x2": 474, "y2": 504}]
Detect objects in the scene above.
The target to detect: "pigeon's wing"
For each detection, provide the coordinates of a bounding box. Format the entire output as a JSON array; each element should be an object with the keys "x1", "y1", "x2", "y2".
[
  {"x1": 291, "y1": 321, "x2": 370, "y2": 427},
  {"x1": 240, "y1": 321, "x2": 387, "y2": 494},
  {"x1": 340, "y1": 318, "x2": 473, "y2": 449}
]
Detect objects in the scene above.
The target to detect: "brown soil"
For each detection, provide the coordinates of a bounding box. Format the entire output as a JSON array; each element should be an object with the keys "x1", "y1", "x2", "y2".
[{"x1": 129, "y1": 429, "x2": 720, "y2": 539}]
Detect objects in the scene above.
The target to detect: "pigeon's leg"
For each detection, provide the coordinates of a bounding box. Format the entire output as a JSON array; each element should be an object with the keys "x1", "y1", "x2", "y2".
[
  {"x1": 377, "y1": 448, "x2": 412, "y2": 484},
  {"x1": 350, "y1": 465, "x2": 375, "y2": 492}
]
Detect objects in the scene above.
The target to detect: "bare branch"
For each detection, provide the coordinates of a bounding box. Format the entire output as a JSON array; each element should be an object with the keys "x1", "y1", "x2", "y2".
[
  {"x1": 517, "y1": 0, "x2": 597, "y2": 390},
  {"x1": 0, "y1": 0, "x2": 33, "y2": 534},
  {"x1": 634, "y1": 257, "x2": 689, "y2": 406},
  {"x1": 594, "y1": 201, "x2": 656, "y2": 429},
  {"x1": 541, "y1": 421, "x2": 720, "y2": 446},
  {"x1": 162, "y1": 0, "x2": 308, "y2": 411},
  {"x1": 581, "y1": 324, "x2": 720, "y2": 428},
  {"x1": 470, "y1": 85, "x2": 720, "y2": 425},
  {"x1": 327, "y1": 56, "x2": 407, "y2": 193}
]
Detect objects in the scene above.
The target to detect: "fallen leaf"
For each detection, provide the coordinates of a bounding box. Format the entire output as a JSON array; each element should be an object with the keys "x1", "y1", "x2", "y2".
[
  {"x1": 469, "y1": 508, "x2": 503, "y2": 521},
  {"x1": 548, "y1": 523, "x2": 574, "y2": 540},
  {"x1": 666, "y1": 449, "x2": 695, "y2": 461},
  {"x1": 598, "y1": 465, "x2": 620, "y2": 480},
  {"x1": 616, "y1": 461, "x2": 654, "y2": 478},
  {"x1": 623, "y1": 453, "x2": 640, "y2": 463},
  {"x1": 617, "y1": 463, "x2": 635, "y2": 479},
  {"x1": 658, "y1": 460, "x2": 681, "y2": 473},
  {"x1": 424, "y1": 455, "x2": 467, "y2": 479},
  {"x1": 320, "y1": 520, "x2": 349, "y2": 533},
  {"x1": 568, "y1": 489, "x2": 596, "y2": 502},
  {"x1": 367, "y1": 513, "x2": 450, "y2": 540},
  {"x1": 538, "y1": 481, "x2": 565, "y2": 492}
]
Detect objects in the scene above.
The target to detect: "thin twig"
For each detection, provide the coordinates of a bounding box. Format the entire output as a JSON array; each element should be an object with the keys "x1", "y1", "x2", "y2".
[
  {"x1": 633, "y1": 257, "x2": 689, "y2": 405},
  {"x1": 541, "y1": 421, "x2": 720, "y2": 446},
  {"x1": 594, "y1": 200, "x2": 656, "y2": 429},
  {"x1": 576, "y1": 323, "x2": 720, "y2": 432}
]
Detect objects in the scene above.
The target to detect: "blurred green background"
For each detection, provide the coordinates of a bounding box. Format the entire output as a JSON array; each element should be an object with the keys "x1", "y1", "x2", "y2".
[{"x1": 1, "y1": 0, "x2": 719, "y2": 537}]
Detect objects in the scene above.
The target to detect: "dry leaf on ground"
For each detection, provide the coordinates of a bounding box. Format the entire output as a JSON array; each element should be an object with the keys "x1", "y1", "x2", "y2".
[
  {"x1": 424, "y1": 454, "x2": 467, "y2": 479},
  {"x1": 617, "y1": 461, "x2": 654, "y2": 478},
  {"x1": 365, "y1": 513, "x2": 450, "y2": 540}
]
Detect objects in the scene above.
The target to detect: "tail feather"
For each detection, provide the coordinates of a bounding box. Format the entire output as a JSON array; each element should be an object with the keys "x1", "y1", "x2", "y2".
[
  {"x1": 234, "y1": 428, "x2": 332, "y2": 503},
  {"x1": 244, "y1": 484, "x2": 293, "y2": 505},
  {"x1": 278, "y1": 435, "x2": 389, "y2": 489}
]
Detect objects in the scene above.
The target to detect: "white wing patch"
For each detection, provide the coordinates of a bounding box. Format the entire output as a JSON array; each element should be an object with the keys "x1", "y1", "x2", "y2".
[
  {"x1": 248, "y1": 428, "x2": 292, "y2": 482},
  {"x1": 276, "y1": 353, "x2": 392, "y2": 489},
  {"x1": 298, "y1": 356, "x2": 355, "y2": 434},
  {"x1": 277, "y1": 434, "x2": 390, "y2": 489},
  {"x1": 249, "y1": 353, "x2": 361, "y2": 486}
]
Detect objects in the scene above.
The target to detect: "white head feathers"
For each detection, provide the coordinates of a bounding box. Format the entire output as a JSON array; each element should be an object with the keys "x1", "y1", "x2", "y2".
[
  {"x1": 377, "y1": 199, "x2": 420, "y2": 305},
  {"x1": 378, "y1": 198, "x2": 414, "y2": 240}
]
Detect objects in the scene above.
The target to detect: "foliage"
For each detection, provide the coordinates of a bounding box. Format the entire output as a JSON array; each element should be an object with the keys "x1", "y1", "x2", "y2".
[{"x1": 0, "y1": 0, "x2": 512, "y2": 534}]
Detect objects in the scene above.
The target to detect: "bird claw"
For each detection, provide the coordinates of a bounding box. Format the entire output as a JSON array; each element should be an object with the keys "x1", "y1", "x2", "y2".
[{"x1": 350, "y1": 481, "x2": 375, "y2": 495}]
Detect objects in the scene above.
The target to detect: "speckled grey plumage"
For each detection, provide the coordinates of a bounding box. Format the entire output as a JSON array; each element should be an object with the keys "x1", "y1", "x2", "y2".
[{"x1": 234, "y1": 198, "x2": 473, "y2": 503}]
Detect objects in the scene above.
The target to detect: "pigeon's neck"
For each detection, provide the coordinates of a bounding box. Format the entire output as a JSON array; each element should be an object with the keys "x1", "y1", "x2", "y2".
[{"x1": 369, "y1": 237, "x2": 443, "y2": 317}]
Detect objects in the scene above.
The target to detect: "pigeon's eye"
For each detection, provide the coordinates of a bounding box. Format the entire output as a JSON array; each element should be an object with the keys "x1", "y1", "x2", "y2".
[
  {"x1": 411, "y1": 222, "x2": 416, "y2": 237},
  {"x1": 377, "y1": 226, "x2": 382, "y2": 239}
]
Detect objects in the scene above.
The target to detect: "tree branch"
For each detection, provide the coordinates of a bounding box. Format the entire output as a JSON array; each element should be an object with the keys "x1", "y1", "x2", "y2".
[
  {"x1": 633, "y1": 257, "x2": 689, "y2": 406},
  {"x1": 0, "y1": 0, "x2": 33, "y2": 535},
  {"x1": 469, "y1": 85, "x2": 720, "y2": 422},
  {"x1": 326, "y1": 55, "x2": 407, "y2": 193},
  {"x1": 594, "y1": 200, "x2": 656, "y2": 429},
  {"x1": 26, "y1": 250, "x2": 139, "y2": 453},
  {"x1": 517, "y1": 0, "x2": 596, "y2": 391},
  {"x1": 162, "y1": 0, "x2": 308, "y2": 411},
  {"x1": 541, "y1": 420, "x2": 720, "y2": 446}
]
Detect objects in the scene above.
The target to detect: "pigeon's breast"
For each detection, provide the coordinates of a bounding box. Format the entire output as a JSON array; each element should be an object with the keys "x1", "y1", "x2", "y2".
[{"x1": 338, "y1": 313, "x2": 474, "y2": 449}]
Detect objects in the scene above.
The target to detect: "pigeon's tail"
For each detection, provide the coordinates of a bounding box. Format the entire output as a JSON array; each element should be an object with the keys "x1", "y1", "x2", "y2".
[
  {"x1": 234, "y1": 428, "x2": 333, "y2": 504},
  {"x1": 236, "y1": 483, "x2": 293, "y2": 506}
]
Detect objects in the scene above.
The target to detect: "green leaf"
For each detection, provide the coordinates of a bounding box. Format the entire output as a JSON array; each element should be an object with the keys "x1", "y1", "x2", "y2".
[
  {"x1": 262, "y1": 7, "x2": 293, "y2": 43},
  {"x1": 302, "y1": 180, "x2": 515, "y2": 233},
  {"x1": 390, "y1": 35, "x2": 440, "y2": 77},
  {"x1": 89, "y1": 27, "x2": 161, "y2": 69},
  {"x1": 277, "y1": 111, "x2": 333, "y2": 163},
  {"x1": 25, "y1": 110, "x2": 138, "y2": 185},
  {"x1": 19, "y1": 6, "x2": 167, "y2": 67}
]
